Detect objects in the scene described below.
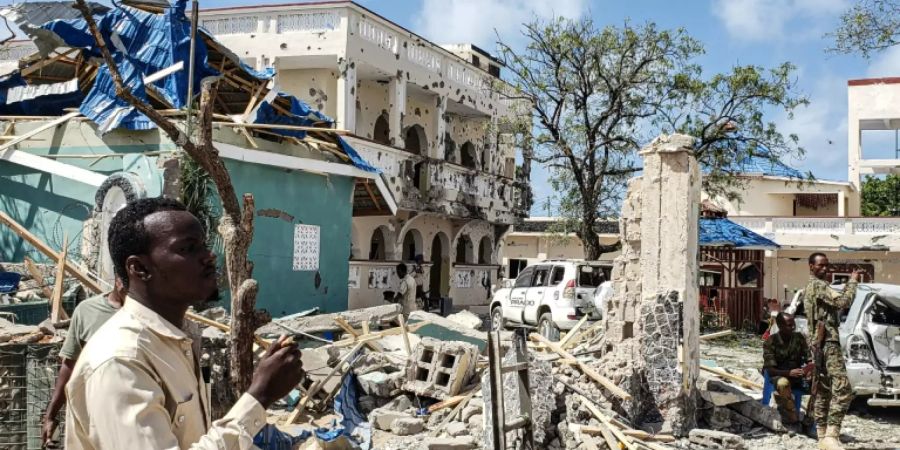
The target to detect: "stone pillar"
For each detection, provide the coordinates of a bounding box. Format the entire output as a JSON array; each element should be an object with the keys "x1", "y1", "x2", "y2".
[
  {"x1": 432, "y1": 96, "x2": 447, "y2": 159},
  {"x1": 389, "y1": 76, "x2": 406, "y2": 148},
  {"x1": 337, "y1": 58, "x2": 357, "y2": 133},
  {"x1": 637, "y1": 134, "x2": 700, "y2": 434},
  {"x1": 837, "y1": 190, "x2": 846, "y2": 216}
]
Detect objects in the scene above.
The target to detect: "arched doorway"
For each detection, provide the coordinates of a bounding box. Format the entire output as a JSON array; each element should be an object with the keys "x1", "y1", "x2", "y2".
[
  {"x1": 444, "y1": 133, "x2": 457, "y2": 163},
  {"x1": 369, "y1": 227, "x2": 387, "y2": 260},
  {"x1": 373, "y1": 113, "x2": 390, "y2": 145},
  {"x1": 404, "y1": 124, "x2": 426, "y2": 154},
  {"x1": 478, "y1": 236, "x2": 492, "y2": 264},
  {"x1": 456, "y1": 234, "x2": 473, "y2": 264},
  {"x1": 402, "y1": 229, "x2": 423, "y2": 261},
  {"x1": 430, "y1": 232, "x2": 450, "y2": 297}
]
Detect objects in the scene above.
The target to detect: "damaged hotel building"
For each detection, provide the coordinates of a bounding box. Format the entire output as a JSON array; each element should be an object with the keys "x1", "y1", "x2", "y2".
[{"x1": 0, "y1": 0, "x2": 530, "y2": 314}]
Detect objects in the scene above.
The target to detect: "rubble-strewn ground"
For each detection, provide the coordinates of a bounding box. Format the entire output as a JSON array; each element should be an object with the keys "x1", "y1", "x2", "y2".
[{"x1": 700, "y1": 334, "x2": 900, "y2": 450}]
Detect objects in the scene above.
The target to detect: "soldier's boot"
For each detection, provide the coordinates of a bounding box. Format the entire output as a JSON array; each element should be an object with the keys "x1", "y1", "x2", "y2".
[
  {"x1": 819, "y1": 426, "x2": 844, "y2": 450},
  {"x1": 816, "y1": 425, "x2": 828, "y2": 446}
]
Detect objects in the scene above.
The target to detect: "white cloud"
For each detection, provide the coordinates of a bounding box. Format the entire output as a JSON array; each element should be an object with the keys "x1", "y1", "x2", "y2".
[
  {"x1": 866, "y1": 45, "x2": 900, "y2": 77},
  {"x1": 774, "y1": 72, "x2": 849, "y2": 181},
  {"x1": 412, "y1": 0, "x2": 587, "y2": 52},
  {"x1": 711, "y1": 0, "x2": 848, "y2": 43}
]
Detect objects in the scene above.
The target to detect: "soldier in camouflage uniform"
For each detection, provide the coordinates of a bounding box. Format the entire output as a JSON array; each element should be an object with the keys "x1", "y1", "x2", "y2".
[
  {"x1": 803, "y1": 252, "x2": 861, "y2": 450},
  {"x1": 763, "y1": 313, "x2": 812, "y2": 426}
]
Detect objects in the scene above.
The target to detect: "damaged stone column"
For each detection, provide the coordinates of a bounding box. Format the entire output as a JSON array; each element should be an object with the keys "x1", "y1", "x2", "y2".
[
  {"x1": 598, "y1": 134, "x2": 700, "y2": 436},
  {"x1": 388, "y1": 76, "x2": 406, "y2": 148}
]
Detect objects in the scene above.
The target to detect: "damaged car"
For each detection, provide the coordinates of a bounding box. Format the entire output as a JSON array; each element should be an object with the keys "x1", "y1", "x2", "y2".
[{"x1": 838, "y1": 283, "x2": 900, "y2": 407}]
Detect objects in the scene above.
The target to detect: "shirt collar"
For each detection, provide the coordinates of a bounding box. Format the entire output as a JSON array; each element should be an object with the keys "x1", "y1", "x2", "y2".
[{"x1": 123, "y1": 296, "x2": 190, "y2": 341}]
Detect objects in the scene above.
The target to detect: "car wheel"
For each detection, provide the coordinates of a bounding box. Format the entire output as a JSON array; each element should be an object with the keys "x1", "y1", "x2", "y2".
[
  {"x1": 539, "y1": 312, "x2": 560, "y2": 341},
  {"x1": 490, "y1": 306, "x2": 505, "y2": 332}
]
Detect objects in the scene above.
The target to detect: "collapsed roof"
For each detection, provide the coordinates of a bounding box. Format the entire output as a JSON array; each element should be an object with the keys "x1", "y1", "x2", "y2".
[{"x1": 0, "y1": 0, "x2": 378, "y2": 173}]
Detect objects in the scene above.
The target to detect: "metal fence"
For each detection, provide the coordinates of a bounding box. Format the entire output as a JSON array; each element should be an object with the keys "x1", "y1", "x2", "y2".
[{"x1": 0, "y1": 343, "x2": 62, "y2": 450}]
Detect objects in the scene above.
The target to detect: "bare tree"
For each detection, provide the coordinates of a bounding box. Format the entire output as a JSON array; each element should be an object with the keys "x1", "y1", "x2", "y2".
[{"x1": 73, "y1": 0, "x2": 264, "y2": 395}]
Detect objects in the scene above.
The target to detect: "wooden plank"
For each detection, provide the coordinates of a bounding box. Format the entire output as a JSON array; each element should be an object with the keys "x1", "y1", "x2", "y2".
[
  {"x1": 430, "y1": 390, "x2": 476, "y2": 436},
  {"x1": 699, "y1": 329, "x2": 733, "y2": 341},
  {"x1": 327, "y1": 320, "x2": 429, "y2": 348},
  {"x1": 23, "y1": 256, "x2": 53, "y2": 299},
  {"x1": 398, "y1": 313, "x2": 412, "y2": 356},
  {"x1": 49, "y1": 233, "x2": 70, "y2": 323},
  {"x1": 288, "y1": 341, "x2": 365, "y2": 422},
  {"x1": 362, "y1": 180, "x2": 382, "y2": 211},
  {"x1": 530, "y1": 333, "x2": 632, "y2": 401},
  {"x1": 334, "y1": 316, "x2": 383, "y2": 352},
  {"x1": 700, "y1": 365, "x2": 763, "y2": 390},
  {"x1": 559, "y1": 315, "x2": 589, "y2": 349},
  {"x1": 0, "y1": 112, "x2": 80, "y2": 154},
  {"x1": 213, "y1": 121, "x2": 350, "y2": 135},
  {"x1": 427, "y1": 386, "x2": 479, "y2": 413},
  {"x1": 577, "y1": 395, "x2": 638, "y2": 450},
  {"x1": 0, "y1": 210, "x2": 104, "y2": 294},
  {"x1": 184, "y1": 311, "x2": 271, "y2": 349},
  {"x1": 241, "y1": 80, "x2": 268, "y2": 119}
]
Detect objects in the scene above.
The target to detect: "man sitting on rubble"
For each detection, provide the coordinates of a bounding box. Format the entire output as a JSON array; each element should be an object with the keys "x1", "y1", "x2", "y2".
[
  {"x1": 41, "y1": 277, "x2": 126, "y2": 446},
  {"x1": 762, "y1": 312, "x2": 814, "y2": 428},
  {"x1": 65, "y1": 197, "x2": 305, "y2": 449}
]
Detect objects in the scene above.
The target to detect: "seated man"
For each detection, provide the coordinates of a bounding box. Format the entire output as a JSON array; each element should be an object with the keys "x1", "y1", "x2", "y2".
[{"x1": 763, "y1": 313, "x2": 814, "y2": 426}]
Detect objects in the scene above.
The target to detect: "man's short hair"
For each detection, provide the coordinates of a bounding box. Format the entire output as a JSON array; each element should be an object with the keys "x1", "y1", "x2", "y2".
[
  {"x1": 775, "y1": 312, "x2": 793, "y2": 328},
  {"x1": 808, "y1": 252, "x2": 827, "y2": 265},
  {"x1": 396, "y1": 263, "x2": 407, "y2": 276},
  {"x1": 108, "y1": 197, "x2": 187, "y2": 288}
]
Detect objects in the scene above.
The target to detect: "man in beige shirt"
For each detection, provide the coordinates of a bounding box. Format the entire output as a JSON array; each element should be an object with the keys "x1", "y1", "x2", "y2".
[
  {"x1": 394, "y1": 263, "x2": 419, "y2": 315},
  {"x1": 65, "y1": 197, "x2": 304, "y2": 449}
]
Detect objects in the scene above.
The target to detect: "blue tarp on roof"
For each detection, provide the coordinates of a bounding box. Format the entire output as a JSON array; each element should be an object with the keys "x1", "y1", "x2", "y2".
[
  {"x1": 699, "y1": 217, "x2": 779, "y2": 249},
  {"x1": 33, "y1": 0, "x2": 379, "y2": 173}
]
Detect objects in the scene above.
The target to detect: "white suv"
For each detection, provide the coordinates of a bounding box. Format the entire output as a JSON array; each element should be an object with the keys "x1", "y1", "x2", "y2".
[{"x1": 489, "y1": 261, "x2": 610, "y2": 340}]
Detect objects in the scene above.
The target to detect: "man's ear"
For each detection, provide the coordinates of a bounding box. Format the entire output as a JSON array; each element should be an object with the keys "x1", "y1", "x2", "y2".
[{"x1": 126, "y1": 255, "x2": 152, "y2": 282}]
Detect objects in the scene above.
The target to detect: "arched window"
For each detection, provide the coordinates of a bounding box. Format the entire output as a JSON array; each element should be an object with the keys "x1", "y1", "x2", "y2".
[
  {"x1": 404, "y1": 124, "x2": 427, "y2": 155},
  {"x1": 478, "y1": 236, "x2": 492, "y2": 264},
  {"x1": 460, "y1": 141, "x2": 477, "y2": 169},
  {"x1": 456, "y1": 235, "x2": 473, "y2": 264},
  {"x1": 369, "y1": 228, "x2": 386, "y2": 260},
  {"x1": 373, "y1": 113, "x2": 390, "y2": 145},
  {"x1": 402, "y1": 229, "x2": 423, "y2": 261}
]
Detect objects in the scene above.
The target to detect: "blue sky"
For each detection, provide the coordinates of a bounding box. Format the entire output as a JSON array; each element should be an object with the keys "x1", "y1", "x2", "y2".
[{"x1": 7, "y1": 0, "x2": 897, "y2": 215}]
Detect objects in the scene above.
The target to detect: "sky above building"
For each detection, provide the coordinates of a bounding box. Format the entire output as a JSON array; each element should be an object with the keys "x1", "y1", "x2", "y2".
[{"x1": 7, "y1": 0, "x2": 895, "y2": 215}]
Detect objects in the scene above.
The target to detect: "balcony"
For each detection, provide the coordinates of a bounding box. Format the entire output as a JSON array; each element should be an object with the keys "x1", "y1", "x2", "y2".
[
  {"x1": 344, "y1": 135, "x2": 524, "y2": 224},
  {"x1": 729, "y1": 216, "x2": 900, "y2": 250}
]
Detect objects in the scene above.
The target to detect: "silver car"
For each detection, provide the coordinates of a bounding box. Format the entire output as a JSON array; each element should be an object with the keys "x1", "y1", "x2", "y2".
[{"x1": 838, "y1": 283, "x2": 900, "y2": 407}]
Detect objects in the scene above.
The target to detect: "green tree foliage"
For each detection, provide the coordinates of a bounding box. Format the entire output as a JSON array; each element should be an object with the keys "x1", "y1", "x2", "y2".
[
  {"x1": 498, "y1": 18, "x2": 807, "y2": 259},
  {"x1": 861, "y1": 174, "x2": 900, "y2": 216},
  {"x1": 829, "y1": 0, "x2": 900, "y2": 57}
]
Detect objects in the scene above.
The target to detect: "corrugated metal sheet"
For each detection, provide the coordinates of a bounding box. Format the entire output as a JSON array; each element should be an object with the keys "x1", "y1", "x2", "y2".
[{"x1": 699, "y1": 217, "x2": 779, "y2": 249}]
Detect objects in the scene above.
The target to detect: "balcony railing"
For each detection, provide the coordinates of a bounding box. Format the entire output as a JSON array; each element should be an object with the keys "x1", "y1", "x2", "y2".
[
  {"x1": 344, "y1": 135, "x2": 522, "y2": 223},
  {"x1": 730, "y1": 216, "x2": 900, "y2": 250}
]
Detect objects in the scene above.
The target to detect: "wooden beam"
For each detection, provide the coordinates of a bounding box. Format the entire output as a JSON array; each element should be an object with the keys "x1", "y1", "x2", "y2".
[
  {"x1": 0, "y1": 210, "x2": 104, "y2": 294},
  {"x1": 327, "y1": 320, "x2": 429, "y2": 348},
  {"x1": 427, "y1": 386, "x2": 479, "y2": 413},
  {"x1": 213, "y1": 121, "x2": 350, "y2": 135},
  {"x1": 0, "y1": 111, "x2": 80, "y2": 153},
  {"x1": 530, "y1": 333, "x2": 632, "y2": 401},
  {"x1": 699, "y1": 329, "x2": 733, "y2": 341},
  {"x1": 559, "y1": 315, "x2": 589, "y2": 349},
  {"x1": 23, "y1": 257, "x2": 53, "y2": 299},
  {"x1": 577, "y1": 395, "x2": 638, "y2": 450},
  {"x1": 241, "y1": 80, "x2": 268, "y2": 120},
  {"x1": 398, "y1": 313, "x2": 412, "y2": 356},
  {"x1": 184, "y1": 310, "x2": 271, "y2": 349},
  {"x1": 362, "y1": 180, "x2": 382, "y2": 211},
  {"x1": 288, "y1": 341, "x2": 366, "y2": 421},
  {"x1": 700, "y1": 365, "x2": 763, "y2": 390},
  {"x1": 334, "y1": 316, "x2": 383, "y2": 352},
  {"x1": 50, "y1": 233, "x2": 70, "y2": 323}
]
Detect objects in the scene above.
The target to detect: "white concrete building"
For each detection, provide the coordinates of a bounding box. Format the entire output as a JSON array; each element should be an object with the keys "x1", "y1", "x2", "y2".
[{"x1": 197, "y1": 1, "x2": 529, "y2": 309}]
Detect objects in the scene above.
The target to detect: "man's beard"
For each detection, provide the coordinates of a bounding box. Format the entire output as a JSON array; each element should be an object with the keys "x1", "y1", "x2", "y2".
[{"x1": 192, "y1": 288, "x2": 222, "y2": 311}]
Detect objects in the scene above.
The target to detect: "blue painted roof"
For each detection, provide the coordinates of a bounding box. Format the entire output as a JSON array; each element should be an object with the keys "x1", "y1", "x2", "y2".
[
  {"x1": 699, "y1": 217, "x2": 779, "y2": 249},
  {"x1": 704, "y1": 144, "x2": 803, "y2": 178}
]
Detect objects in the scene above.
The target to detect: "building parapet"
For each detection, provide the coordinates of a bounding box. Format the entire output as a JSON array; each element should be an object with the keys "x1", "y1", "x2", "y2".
[{"x1": 730, "y1": 216, "x2": 900, "y2": 250}]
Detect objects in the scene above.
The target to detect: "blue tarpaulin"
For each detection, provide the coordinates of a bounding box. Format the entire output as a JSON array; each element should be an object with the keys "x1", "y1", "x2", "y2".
[
  {"x1": 30, "y1": 0, "x2": 379, "y2": 172},
  {"x1": 0, "y1": 72, "x2": 85, "y2": 116},
  {"x1": 699, "y1": 217, "x2": 779, "y2": 249}
]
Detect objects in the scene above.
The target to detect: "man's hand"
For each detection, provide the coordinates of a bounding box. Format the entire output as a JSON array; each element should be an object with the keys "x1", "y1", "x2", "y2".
[
  {"x1": 41, "y1": 415, "x2": 58, "y2": 447},
  {"x1": 788, "y1": 368, "x2": 804, "y2": 378},
  {"x1": 247, "y1": 335, "x2": 304, "y2": 409},
  {"x1": 803, "y1": 362, "x2": 815, "y2": 376},
  {"x1": 850, "y1": 268, "x2": 866, "y2": 282}
]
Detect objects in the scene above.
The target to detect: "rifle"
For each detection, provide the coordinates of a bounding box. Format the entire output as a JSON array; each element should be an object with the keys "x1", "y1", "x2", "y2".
[{"x1": 805, "y1": 321, "x2": 826, "y2": 430}]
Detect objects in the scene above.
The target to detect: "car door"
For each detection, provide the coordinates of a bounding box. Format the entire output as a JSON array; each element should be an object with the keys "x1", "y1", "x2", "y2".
[
  {"x1": 524, "y1": 266, "x2": 551, "y2": 324},
  {"x1": 505, "y1": 266, "x2": 534, "y2": 322}
]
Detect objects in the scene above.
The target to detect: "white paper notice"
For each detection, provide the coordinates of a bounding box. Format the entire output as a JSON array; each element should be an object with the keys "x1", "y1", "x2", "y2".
[{"x1": 293, "y1": 224, "x2": 320, "y2": 271}]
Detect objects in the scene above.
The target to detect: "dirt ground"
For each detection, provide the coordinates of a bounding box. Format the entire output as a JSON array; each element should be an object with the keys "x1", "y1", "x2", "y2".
[{"x1": 702, "y1": 334, "x2": 900, "y2": 450}]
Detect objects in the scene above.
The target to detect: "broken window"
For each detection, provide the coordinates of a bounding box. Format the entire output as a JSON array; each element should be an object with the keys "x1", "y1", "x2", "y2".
[
  {"x1": 444, "y1": 132, "x2": 457, "y2": 162},
  {"x1": 405, "y1": 124, "x2": 426, "y2": 154},
  {"x1": 477, "y1": 236, "x2": 492, "y2": 264},
  {"x1": 460, "y1": 141, "x2": 477, "y2": 169},
  {"x1": 456, "y1": 235, "x2": 473, "y2": 264},
  {"x1": 369, "y1": 228, "x2": 386, "y2": 260}
]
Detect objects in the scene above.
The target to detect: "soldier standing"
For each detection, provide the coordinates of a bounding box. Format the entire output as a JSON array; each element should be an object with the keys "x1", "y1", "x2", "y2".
[{"x1": 802, "y1": 252, "x2": 862, "y2": 450}]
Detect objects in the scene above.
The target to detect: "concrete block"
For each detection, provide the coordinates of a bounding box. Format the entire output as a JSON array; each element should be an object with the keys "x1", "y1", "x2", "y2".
[
  {"x1": 688, "y1": 429, "x2": 745, "y2": 450},
  {"x1": 357, "y1": 371, "x2": 404, "y2": 397},
  {"x1": 445, "y1": 310, "x2": 483, "y2": 330},
  {"x1": 445, "y1": 421, "x2": 468, "y2": 437},
  {"x1": 369, "y1": 408, "x2": 411, "y2": 431},
  {"x1": 391, "y1": 417, "x2": 425, "y2": 436},
  {"x1": 425, "y1": 436, "x2": 477, "y2": 450},
  {"x1": 404, "y1": 337, "x2": 478, "y2": 399}
]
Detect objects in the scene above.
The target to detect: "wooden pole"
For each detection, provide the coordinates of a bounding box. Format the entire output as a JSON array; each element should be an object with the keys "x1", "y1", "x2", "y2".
[
  {"x1": 49, "y1": 233, "x2": 70, "y2": 322},
  {"x1": 530, "y1": 333, "x2": 632, "y2": 401},
  {"x1": 23, "y1": 257, "x2": 53, "y2": 299}
]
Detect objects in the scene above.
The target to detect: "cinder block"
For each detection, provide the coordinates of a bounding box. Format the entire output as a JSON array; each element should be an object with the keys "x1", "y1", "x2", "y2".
[{"x1": 404, "y1": 337, "x2": 478, "y2": 399}]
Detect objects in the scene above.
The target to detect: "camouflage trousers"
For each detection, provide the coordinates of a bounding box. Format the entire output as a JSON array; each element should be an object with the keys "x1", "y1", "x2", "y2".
[
  {"x1": 773, "y1": 376, "x2": 800, "y2": 424},
  {"x1": 814, "y1": 342, "x2": 854, "y2": 428}
]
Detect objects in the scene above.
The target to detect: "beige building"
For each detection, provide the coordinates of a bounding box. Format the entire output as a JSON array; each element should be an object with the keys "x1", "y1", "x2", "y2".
[{"x1": 197, "y1": 1, "x2": 529, "y2": 310}]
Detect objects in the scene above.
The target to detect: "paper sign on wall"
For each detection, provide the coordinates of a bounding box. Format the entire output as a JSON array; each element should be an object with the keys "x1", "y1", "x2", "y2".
[
  {"x1": 293, "y1": 224, "x2": 320, "y2": 271},
  {"x1": 348, "y1": 266, "x2": 360, "y2": 289}
]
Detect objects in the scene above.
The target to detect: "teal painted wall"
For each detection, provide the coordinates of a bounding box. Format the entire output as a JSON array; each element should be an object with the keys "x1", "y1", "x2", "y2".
[{"x1": 223, "y1": 160, "x2": 352, "y2": 316}]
